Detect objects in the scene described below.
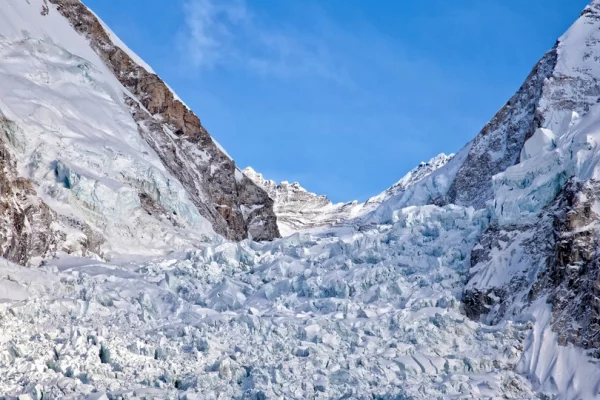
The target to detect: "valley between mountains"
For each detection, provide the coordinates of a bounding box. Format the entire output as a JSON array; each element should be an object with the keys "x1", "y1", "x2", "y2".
[{"x1": 3, "y1": 1, "x2": 600, "y2": 399}]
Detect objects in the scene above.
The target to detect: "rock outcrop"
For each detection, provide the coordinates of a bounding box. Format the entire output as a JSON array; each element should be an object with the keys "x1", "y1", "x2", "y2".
[
  {"x1": 447, "y1": 1, "x2": 600, "y2": 209},
  {"x1": 464, "y1": 179, "x2": 600, "y2": 358},
  {"x1": 47, "y1": 0, "x2": 279, "y2": 241}
]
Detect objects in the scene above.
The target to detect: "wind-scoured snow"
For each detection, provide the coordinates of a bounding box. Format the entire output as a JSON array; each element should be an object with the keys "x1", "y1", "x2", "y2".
[{"x1": 516, "y1": 300, "x2": 600, "y2": 400}]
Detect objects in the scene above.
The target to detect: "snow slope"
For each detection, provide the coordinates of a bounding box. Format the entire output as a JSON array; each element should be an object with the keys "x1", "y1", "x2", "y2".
[
  {"x1": 0, "y1": 0, "x2": 215, "y2": 257},
  {"x1": 0, "y1": 0, "x2": 280, "y2": 264},
  {"x1": 47, "y1": 0, "x2": 279, "y2": 242}
]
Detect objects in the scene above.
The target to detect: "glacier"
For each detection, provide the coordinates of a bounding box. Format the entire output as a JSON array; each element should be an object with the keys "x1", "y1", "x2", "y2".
[
  {"x1": 1, "y1": 205, "x2": 541, "y2": 399},
  {"x1": 3, "y1": 0, "x2": 600, "y2": 399}
]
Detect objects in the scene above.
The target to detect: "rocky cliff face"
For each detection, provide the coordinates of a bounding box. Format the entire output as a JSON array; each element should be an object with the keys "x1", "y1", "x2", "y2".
[
  {"x1": 465, "y1": 179, "x2": 600, "y2": 357},
  {"x1": 545, "y1": 180, "x2": 600, "y2": 356},
  {"x1": 47, "y1": 0, "x2": 279, "y2": 241},
  {"x1": 244, "y1": 153, "x2": 452, "y2": 235},
  {"x1": 446, "y1": 2, "x2": 600, "y2": 209}
]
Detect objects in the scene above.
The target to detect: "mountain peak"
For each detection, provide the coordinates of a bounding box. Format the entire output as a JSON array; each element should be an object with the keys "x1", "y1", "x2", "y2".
[{"x1": 244, "y1": 152, "x2": 453, "y2": 235}]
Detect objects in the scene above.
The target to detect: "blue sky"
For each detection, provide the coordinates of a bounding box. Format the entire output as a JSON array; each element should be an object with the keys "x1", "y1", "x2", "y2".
[{"x1": 85, "y1": 0, "x2": 589, "y2": 202}]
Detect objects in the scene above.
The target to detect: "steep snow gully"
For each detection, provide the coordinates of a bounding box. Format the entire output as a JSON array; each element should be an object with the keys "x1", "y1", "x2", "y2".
[{"x1": 4, "y1": 0, "x2": 600, "y2": 399}]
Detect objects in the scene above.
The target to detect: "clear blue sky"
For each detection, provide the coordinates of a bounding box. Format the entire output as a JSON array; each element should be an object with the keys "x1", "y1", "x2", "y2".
[{"x1": 84, "y1": 0, "x2": 590, "y2": 202}]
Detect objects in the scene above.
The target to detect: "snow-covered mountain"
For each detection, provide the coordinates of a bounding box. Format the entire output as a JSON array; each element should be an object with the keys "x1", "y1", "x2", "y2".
[
  {"x1": 242, "y1": 167, "x2": 367, "y2": 236},
  {"x1": 5, "y1": 0, "x2": 600, "y2": 399},
  {"x1": 244, "y1": 153, "x2": 452, "y2": 235},
  {"x1": 0, "y1": 0, "x2": 279, "y2": 266}
]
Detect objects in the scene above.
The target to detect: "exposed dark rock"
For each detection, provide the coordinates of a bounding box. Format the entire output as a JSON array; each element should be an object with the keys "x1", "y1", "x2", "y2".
[
  {"x1": 464, "y1": 178, "x2": 600, "y2": 357},
  {"x1": 47, "y1": 0, "x2": 280, "y2": 241},
  {"x1": 542, "y1": 180, "x2": 600, "y2": 356},
  {"x1": 445, "y1": 49, "x2": 558, "y2": 208},
  {"x1": 462, "y1": 289, "x2": 495, "y2": 321}
]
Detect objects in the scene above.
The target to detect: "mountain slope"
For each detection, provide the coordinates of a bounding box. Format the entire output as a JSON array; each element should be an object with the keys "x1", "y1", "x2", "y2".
[
  {"x1": 455, "y1": 2, "x2": 600, "y2": 395},
  {"x1": 244, "y1": 153, "x2": 452, "y2": 235},
  {"x1": 0, "y1": 0, "x2": 278, "y2": 265},
  {"x1": 49, "y1": 0, "x2": 279, "y2": 242},
  {"x1": 444, "y1": 3, "x2": 600, "y2": 209}
]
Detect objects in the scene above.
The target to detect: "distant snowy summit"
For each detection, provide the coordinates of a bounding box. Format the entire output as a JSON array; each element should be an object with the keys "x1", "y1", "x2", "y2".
[
  {"x1": 242, "y1": 166, "x2": 364, "y2": 236},
  {"x1": 244, "y1": 153, "x2": 453, "y2": 235},
  {"x1": 364, "y1": 153, "x2": 454, "y2": 206}
]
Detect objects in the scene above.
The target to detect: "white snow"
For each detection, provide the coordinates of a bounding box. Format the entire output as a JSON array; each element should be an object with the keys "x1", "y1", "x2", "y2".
[
  {"x1": 367, "y1": 147, "x2": 470, "y2": 224},
  {"x1": 517, "y1": 300, "x2": 600, "y2": 400},
  {"x1": 520, "y1": 128, "x2": 557, "y2": 161}
]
